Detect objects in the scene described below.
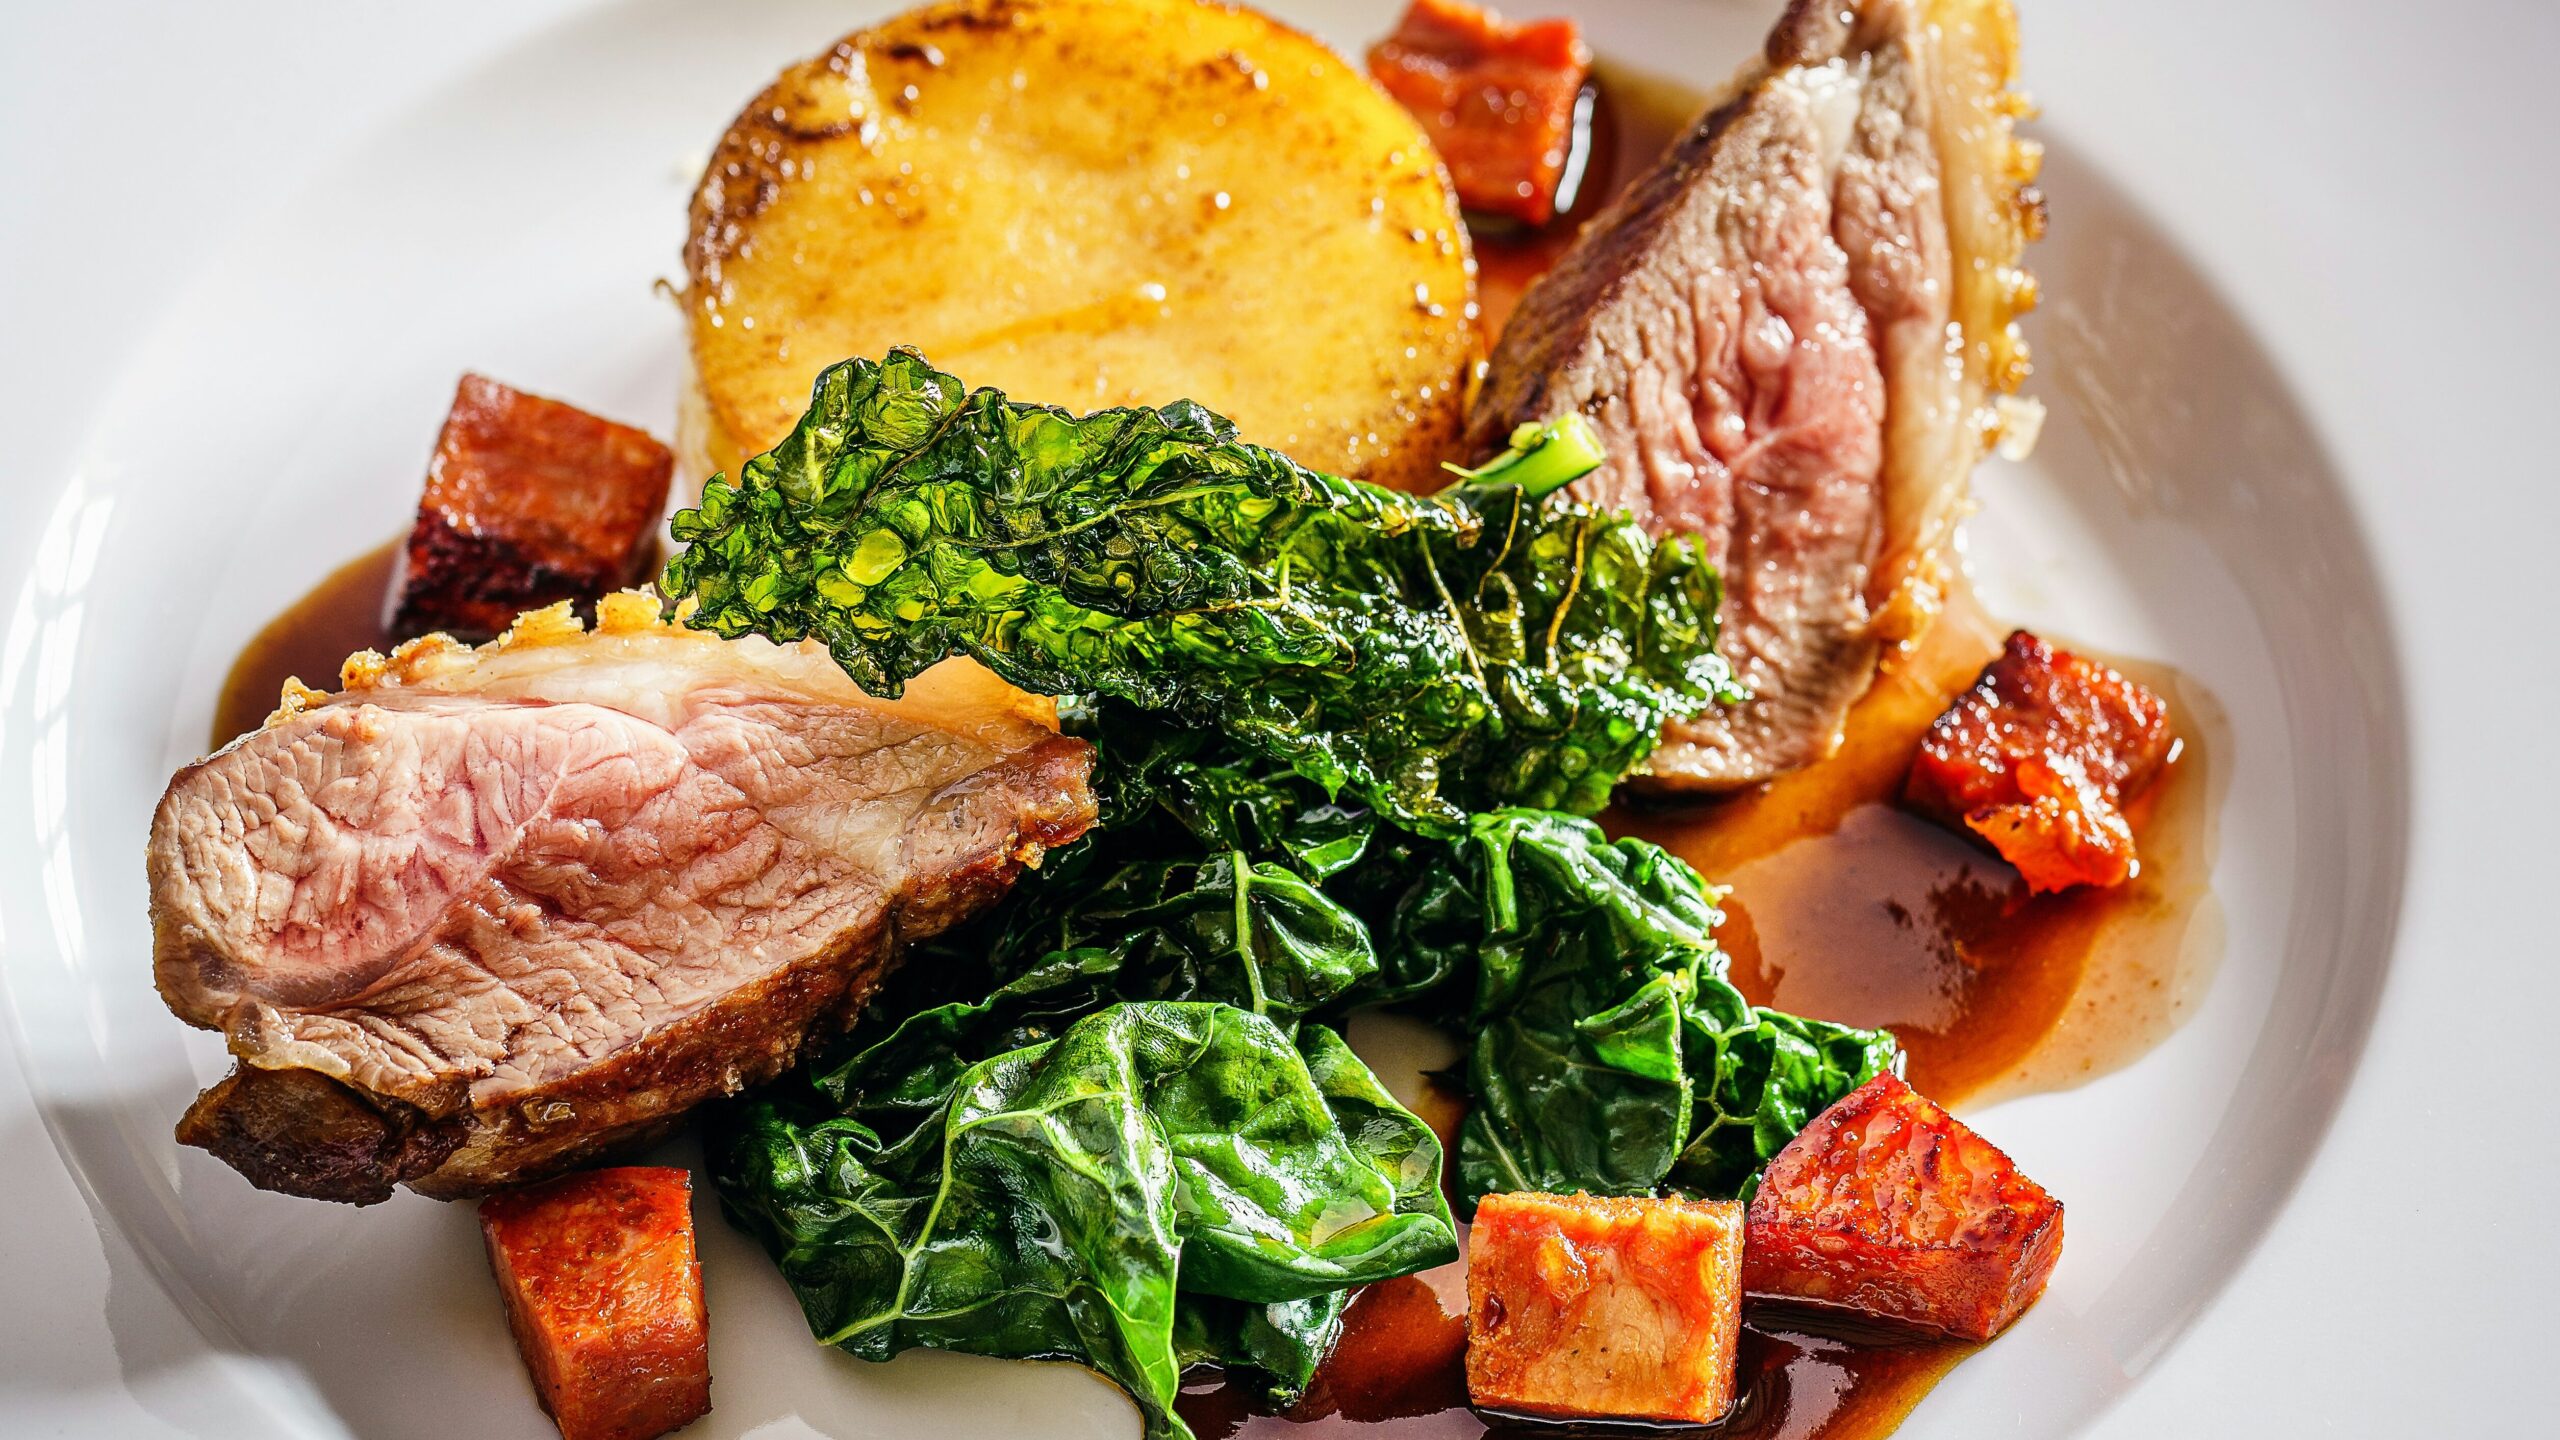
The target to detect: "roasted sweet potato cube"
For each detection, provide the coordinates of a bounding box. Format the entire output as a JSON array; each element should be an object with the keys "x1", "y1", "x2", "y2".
[
  {"x1": 1368, "y1": 0, "x2": 1592, "y2": 226},
  {"x1": 1465, "y1": 1191, "x2": 1743, "y2": 1425},
  {"x1": 480, "y1": 1167, "x2": 711, "y2": 1440},
  {"x1": 389, "y1": 375, "x2": 673, "y2": 639},
  {"x1": 1904, "y1": 630, "x2": 2173, "y2": 892},
  {"x1": 1744, "y1": 1073, "x2": 2061, "y2": 1341}
]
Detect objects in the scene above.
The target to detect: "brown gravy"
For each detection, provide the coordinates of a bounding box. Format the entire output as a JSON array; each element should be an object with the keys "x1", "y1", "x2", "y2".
[
  {"x1": 1613, "y1": 591, "x2": 2225, "y2": 1109},
  {"x1": 209, "y1": 537, "x2": 402, "y2": 748}
]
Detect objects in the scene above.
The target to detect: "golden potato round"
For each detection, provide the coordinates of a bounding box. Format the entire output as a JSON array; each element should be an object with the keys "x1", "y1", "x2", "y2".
[{"x1": 681, "y1": 0, "x2": 1480, "y2": 491}]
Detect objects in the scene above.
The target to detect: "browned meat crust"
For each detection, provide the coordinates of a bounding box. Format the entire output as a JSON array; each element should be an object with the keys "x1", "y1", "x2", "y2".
[{"x1": 176, "y1": 1067, "x2": 466, "y2": 1207}]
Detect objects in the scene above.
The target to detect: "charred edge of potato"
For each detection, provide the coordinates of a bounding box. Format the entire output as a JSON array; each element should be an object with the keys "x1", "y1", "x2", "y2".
[
  {"x1": 679, "y1": 23, "x2": 880, "y2": 480},
  {"x1": 685, "y1": 25, "x2": 879, "y2": 295}
]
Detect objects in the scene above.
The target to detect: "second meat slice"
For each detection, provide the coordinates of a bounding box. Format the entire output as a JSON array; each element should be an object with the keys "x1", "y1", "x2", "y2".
[{"x1": 1467, "y1": 0, "x2": 2043, "y2": 790}]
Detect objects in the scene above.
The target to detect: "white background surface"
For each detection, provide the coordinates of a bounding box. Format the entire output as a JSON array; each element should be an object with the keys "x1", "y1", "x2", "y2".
[{"x1": 0, "y1": 1, "x2": 2552, "y2": 1434}]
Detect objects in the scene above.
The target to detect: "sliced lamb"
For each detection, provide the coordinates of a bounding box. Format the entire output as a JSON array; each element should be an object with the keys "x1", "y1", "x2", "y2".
[
  {"x1": 153, "y1": 595, "x2": 1094, "y2": 1203},
  {"x1": 1467, "y1": 0, "x2": 2042, "y2": 789}
]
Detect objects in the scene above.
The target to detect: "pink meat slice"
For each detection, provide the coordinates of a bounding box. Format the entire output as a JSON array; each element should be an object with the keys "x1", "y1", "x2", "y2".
[
  {"x1": 1468, "y1": 0, "x2": 2041, "y2": 789},
  {"x1": 152, "y1": 599, "x2": 1094, "y2": 1202}
]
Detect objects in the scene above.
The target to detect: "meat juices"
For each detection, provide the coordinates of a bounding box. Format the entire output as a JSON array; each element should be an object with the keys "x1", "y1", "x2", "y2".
[
  {"x1": 390, "y1": 375, "x2": 674, "y2": 639},
  {"x1": 1468, "y1": 0, "x2": 2041, "y2": 789},
  {"x1": 154, "y1": 596, "x2": 1094, "y2": 1202}
]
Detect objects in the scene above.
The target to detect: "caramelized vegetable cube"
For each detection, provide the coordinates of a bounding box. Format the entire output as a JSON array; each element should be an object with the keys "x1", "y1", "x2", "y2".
[
  {"x1": 1903, "y1": 630, "x2": 2172, "y2": 892},
  {"x1": 1464, "y1": 1191, "x2": 1744, "y2": 1424},
  {"x1": 390, "y1": 375, "x2": 673, "y2": 639},
  {"x1": 1744, "y1": 1073, "x2": 2060, "y2": 1341},
  {"x1": 480, "y1": 1167, "x2": 710, "y2": 1440},
  {"x1": 1368, "y1": 0, "x2": 1592, "y2": 226}
]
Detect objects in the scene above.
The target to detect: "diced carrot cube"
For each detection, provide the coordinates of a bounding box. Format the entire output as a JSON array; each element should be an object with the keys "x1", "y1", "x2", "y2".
[
  {"x1": 1744, "y1": 1074, "x2": 2061, "y2": 1341},
  {"x1": 390, "y1": 375, "x2": 673, "y2": 639},
  {"x1": 1904, "y1": 630, "x2": 2173, "y2": 892},
  {"x1": 1464, "y1": 1191, "x2": 1743, "y2": 1424},
  {"x1": 1367, "y1": 0, "x2": 1592, "y2": 226},
  {"x1": 1293, "y1": 1273, "x2": 1469, "y2": 1422},
  {"x1": 480, "y1": 1167, "x2": 711, "y2": 1440}
]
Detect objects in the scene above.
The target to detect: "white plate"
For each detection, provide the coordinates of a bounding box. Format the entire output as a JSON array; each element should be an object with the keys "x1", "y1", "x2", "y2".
[{"x1": 0, "y1": 1, "x2": 2549, "y2": 1435}]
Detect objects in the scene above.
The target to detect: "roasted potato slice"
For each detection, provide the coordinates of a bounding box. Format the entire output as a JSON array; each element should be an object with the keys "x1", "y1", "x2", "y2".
[{"x1": 682, "y1": 0, "x2": 1480, "y2": 492}]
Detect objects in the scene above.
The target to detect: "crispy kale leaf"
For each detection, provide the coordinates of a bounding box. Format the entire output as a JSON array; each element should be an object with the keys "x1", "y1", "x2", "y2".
[
  {"x1": 661, "y1": 349, "x2": 1738, "y2": 831},
  {"x1": 714, "y1": 1004, "x2": 1455, "y2": 1440}
]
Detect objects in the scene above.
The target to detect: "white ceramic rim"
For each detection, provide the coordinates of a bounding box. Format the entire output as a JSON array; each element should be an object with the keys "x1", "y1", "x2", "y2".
[{"x1": 0, "y1": 0, "x2": 2549, "y2": 1424}]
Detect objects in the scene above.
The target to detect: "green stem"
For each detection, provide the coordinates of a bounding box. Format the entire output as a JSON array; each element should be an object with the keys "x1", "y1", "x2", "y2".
[
  {"x1": 1439, "y1": 413, "x2": 1607, "y2": 500},
  {"x1": 1232, "y1": 853, "x2": 1270, "y2": 1018}
]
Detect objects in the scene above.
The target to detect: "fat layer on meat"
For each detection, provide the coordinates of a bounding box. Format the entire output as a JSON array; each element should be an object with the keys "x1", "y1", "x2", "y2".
[
  {"x1": 152, "y1": 594, "x2": 1095, "y2": 1202},
  {"x1": 1468, "y1": 0, "x2": 2041, "y2": 789}
]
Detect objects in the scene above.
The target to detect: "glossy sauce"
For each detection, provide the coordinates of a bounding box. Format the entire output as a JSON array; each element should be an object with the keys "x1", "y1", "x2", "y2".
[
  {"x1": 209, "y1": 538, "x2": 402, "y2": 748},
  {"x1": 1614, "y1": 589, "x2": 2225, "y2": 1109}
]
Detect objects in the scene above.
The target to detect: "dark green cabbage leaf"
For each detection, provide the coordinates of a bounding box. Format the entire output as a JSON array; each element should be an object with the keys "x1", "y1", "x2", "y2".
[
  {"x1": 1383, "y1": 810, "x2": 1899, "y2": 1210},
  {"x1": 890, "y1": 729, "x2": 1898, "y2": 1214},
  {"x1": 713, "y1": 1003, "x2": 1455, "y2": 1440},
  {"x1": 819, "y1": 850, "x2": 1379, "y2": 1139},
  {"x1": 661, "y1": 348, "x2": 1739, "y2": 831},
  {"x1": 1173, "y1": 1292, "x2": 1348, "y2": 1408}
]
